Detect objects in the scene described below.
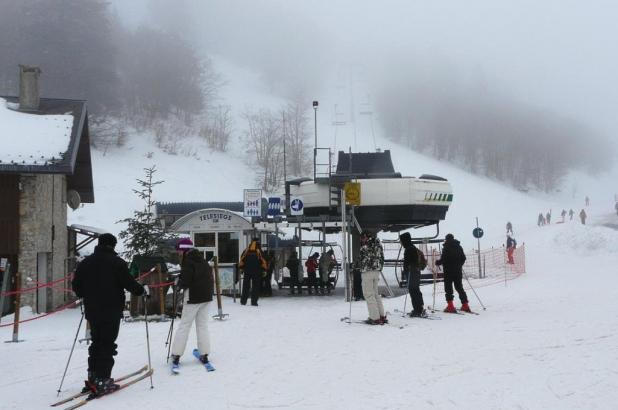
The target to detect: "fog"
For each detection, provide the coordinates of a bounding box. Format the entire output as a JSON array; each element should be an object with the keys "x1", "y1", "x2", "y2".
[{"x1": 114, "y1": 0, "x2": 618, "y2": 143}]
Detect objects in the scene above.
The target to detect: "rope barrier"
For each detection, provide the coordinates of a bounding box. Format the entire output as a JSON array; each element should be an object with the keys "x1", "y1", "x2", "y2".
[{"x1": 0, "y1": 300, "x2": 79, "y2": 328}]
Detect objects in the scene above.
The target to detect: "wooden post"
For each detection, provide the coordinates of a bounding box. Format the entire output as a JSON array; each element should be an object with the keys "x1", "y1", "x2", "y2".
[
  {"x1": 156, "y1": 264, "x2": 165, "y2": 320},
  {"x1": 212, "y1": 257, "x2": 228, "y2": 320},
  {"x1": 9, "y1": 270, "x2": 23, "y2": 342}
]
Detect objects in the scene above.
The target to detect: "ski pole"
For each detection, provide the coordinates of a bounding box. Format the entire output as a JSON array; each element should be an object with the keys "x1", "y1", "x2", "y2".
[
  {"x1": 143, "y1": 294, "x2": 154, "y2": 389},
  {"x1": 462, "y1": 269, "x2": 486, "y2": 310},
  {"x1": 165, "y1": 284, "x2": 179, "y2": 362},
  {"x1": 56, "y1": 303, "x2": 84, "y2": 396}
]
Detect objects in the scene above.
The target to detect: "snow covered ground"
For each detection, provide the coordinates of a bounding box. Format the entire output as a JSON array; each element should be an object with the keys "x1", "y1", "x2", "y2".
[
  {"x1": 2, "y1": 59, "x2": 618, "y2": 409},
  {"x1": 2, "y1": 211, "x2": 618, "y2": 409}
]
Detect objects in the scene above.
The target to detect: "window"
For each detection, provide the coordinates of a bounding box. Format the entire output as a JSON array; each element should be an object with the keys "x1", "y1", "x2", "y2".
[{"x1": 194, "y1": 232, "x2": 215, "y2": 247}]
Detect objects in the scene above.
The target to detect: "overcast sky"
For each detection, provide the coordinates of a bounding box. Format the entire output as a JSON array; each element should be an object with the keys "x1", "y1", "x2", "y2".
[{"x1": 113, "y1": 0, "x2": 618, "y2": 141}]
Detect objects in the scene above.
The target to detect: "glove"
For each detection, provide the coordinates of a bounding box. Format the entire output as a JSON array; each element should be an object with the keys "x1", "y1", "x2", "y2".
[{"x1": 142, "y1": 285, "x2": 151, "y2": 298}]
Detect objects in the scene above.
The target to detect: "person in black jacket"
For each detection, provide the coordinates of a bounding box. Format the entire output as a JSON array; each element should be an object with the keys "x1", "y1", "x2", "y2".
[
  {"x1": 72, "y1": 233, "x2": 146, "y2": 396},
  {"x1": 286, "y1": 250, "x2": 302, "y2": 295},
  {"x1": 435, "y1": 233, "x2": 470, "y2": 313},
  {"x1": 399, "y1": 232, "x2": 426, "y2": 317},
  {"x1": 171, "y1": 238, "x2": 215, "y2": 368},
  {"x1": 239, "y1": 239, "x2": 268, "y2": 306}
]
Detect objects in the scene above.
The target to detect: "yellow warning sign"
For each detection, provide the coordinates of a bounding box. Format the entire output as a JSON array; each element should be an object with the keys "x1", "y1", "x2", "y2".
[{"x1": 344, "y1": 182, "x2": 361, "y2": 206}]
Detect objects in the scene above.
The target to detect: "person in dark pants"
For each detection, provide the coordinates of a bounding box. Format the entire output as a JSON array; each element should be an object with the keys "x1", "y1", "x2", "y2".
[
  {"x1": 72, "y1": 233, "x2": 147, "y2": 396},
  {"x1": 318, "y1": 249, "x2": 336, "y2": 295},
  {"x1": 399, "y1": 232, "x2": 425, "y2": 317},
  {"x1": 239, "y1": 239, "x2": 268, "y2": 306},
  {"x1": 352, "y1": 268, "x2": 364, "y2": 301},
  {"x1": 435, "y1": 233, "x2": 469, "y2": 313},
  {"x1": 286, "y1": 250, "x2": 302, "y2": 295},
  {"x1": 305, "y1": 252, "x2": 319, "y2": 295}
]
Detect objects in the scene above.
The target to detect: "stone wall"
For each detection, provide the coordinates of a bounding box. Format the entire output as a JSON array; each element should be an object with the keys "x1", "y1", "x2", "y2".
[{"x1": 18, "y1": 174, "x2": 68, "y2": 312}]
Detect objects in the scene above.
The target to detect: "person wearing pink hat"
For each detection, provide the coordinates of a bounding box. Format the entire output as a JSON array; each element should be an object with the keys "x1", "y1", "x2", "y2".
[{"x1": 170, "y1": 238, "x2": 215, "y2": 373}]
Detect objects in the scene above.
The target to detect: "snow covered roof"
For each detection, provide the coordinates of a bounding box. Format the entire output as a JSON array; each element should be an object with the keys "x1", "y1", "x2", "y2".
[
  {"x1": 0, "y1": 96, "x2": 94, "y2": 202},
  {"x1": 0, "y1": 97, "x2": 73, "y2": 166}
]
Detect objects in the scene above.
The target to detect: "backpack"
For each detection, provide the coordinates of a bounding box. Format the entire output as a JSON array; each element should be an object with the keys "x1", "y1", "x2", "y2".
[{"x1": 417, "y1": 250, "x2": 427, "y2": 271}]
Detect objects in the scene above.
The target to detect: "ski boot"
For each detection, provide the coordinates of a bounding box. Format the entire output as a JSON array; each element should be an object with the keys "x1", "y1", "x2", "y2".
[
  {"x1": 460, "y1": 302, "x2": 472, "y2": 313},
  {"x1": 171, "y1": 355, "x2": 180, "y2": 374},
  {"x1": 409, "y1": 309, "x2": 428, "y2": 318},
  {"x1": 91, "y1": 377, "x2": 119, "y2": 397},
  {"x1": 380, "y1": 315, "x2": 389, "y2": 324},
  {"x1": 444, "y1": 300, "x2": 457, "y2": 313},
  {"x1": 81, "y1": 371, "x2": 96, "y2": 394},
  {"x1": 364, "y1": 318, "x2": 382, "y2": 325}
]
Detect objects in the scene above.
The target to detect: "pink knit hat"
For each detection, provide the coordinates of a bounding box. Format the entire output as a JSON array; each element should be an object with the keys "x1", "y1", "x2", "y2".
[{"x1": 176, "y1": 238, "x2": 194, "y2": 251}]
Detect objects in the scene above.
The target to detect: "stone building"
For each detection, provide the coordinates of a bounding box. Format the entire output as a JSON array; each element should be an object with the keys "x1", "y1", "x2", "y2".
[{"x1": 0, "y1": 66, "x2": 94, "y2": 314}]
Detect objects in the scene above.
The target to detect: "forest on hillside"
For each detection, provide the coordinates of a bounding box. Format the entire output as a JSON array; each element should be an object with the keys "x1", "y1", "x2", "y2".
[{"x1": 372, "y1": 61, "x2": 614, "y2": 192}]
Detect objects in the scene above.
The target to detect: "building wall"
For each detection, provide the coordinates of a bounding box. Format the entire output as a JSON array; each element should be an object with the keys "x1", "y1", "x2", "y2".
[{"x1": 18, "y1": 174, "x2": 68, "y2": 312}]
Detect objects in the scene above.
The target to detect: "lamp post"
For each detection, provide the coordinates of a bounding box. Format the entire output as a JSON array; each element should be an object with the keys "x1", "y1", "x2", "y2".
[{"x1": 313, "y1": 100, "x2": 318, "y2": 179}]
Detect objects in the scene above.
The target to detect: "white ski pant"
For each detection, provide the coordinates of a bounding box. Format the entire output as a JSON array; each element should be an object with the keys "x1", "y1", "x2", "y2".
[
  {"x1": 171, "y1": 291, "x2": 211, "y2": 357},
  {"x1": 361, "y1": 270, "x2": 384, "y2": 320}
]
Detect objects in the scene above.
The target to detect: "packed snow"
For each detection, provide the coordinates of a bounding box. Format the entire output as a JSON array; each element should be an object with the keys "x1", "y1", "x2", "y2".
[
  {"x1": 2, "y1": 59, "x2": 618, "y2": 409},
  {"x1": 0, "y1": 97, "x2": 74, "y2": 166}
]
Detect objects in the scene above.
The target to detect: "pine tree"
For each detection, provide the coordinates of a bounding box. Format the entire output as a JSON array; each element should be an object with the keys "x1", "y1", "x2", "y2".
[{"x1": 117, "y1": 166, "x2": 172, "y2": 258}]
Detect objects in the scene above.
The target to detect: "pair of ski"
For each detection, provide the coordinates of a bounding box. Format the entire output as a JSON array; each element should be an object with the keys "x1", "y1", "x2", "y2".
[
  {"x1": 171, "y1": 349, "x2": 215, "y2": 374},
  {"x1": 340, "y1": 316, "x2": 408, "y2": 329},
  {"x1": 425, "y1": 306, "x2": 480, "y2": 316},
  {"x1": 51, "y1": 365, "x2": 153, "y2": 409},
  {"x1": 392, "y1": 309, "x2": 442, "y2": 320}
]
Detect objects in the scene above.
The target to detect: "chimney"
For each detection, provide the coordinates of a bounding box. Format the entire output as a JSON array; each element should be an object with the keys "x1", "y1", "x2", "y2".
[{"x1": 19, "y1": 65, "x2": 41, "y2": 111}]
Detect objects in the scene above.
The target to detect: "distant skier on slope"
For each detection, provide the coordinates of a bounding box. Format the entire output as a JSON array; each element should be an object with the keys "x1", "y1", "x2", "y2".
[
  {"x1": 546, "y1": 210, "x2": 552, "y2": 225},
  {"x1": 506, "y1": 235, "x2": 517, "y2": 264},
  {"x1": 435, "y1": 234, "x2": 470, "y2": 313},
  {"x1": 569, "y1": 209, "x2": 575, "y2": 221},
  {"x1": 170, "y1": 238, "x2": 214, "y2": 373},
  {"x1": 561, "y1": 209, "x2": 567, "y2": 223},
  {"x1": 579, "y1": 209, "x2": 587, "y2": 225},
  {"x1": 614, "y1": 201, "x2": 618, "y2": 216},
  {"x1": 72, "y1": 233, "x2": 147, "y2": 396},
  {"x1": 537, "y1": 213, "x2": 545, "y2": 227},
  {"x1": 506, "y1": 221, "x2": 513, "y2": 235}
]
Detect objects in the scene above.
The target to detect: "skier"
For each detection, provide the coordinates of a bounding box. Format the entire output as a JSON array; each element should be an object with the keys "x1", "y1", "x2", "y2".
[
  {"x1": 399, "y1": 232, "x2": 426, "y2": 317},
  {"x1": 239, "y1": 239, "x2": 268, "y2": 306},
  {"x1": 318, "y1": 249, "x2": 336, "y2": 295},
  {"x1": 506, "y1": 221, "x2": 513, "y2": 235},
  {"x1": 506, "y1": 235, "x2": 517, "y2": 264},
  {"x1": 560, "y1": 209, "x2": 567, "y2": 223},
  {"x1": 569, "y1": 209, "x2": 575, "y2": 221},
  {"x1": 614, "y1": 201, "x2": 618, "y2": 216},
  {"x1": 537, "y1": 213, "x2": 544, "y2": 227},
  {"x1": 546, "y1": 211, "x2": 552, "y2": 225},
  {"x1": 585, "y1": 196, "x2": 590, "y2": 206},
  {"x1": 304, "y1": 252, "x2": 320, "y2": 295},
  {"x1": 72, "y1": 233, "x2": 147, "y2": 396},
  {"x1": 285, "y1": 250, "x2": 302, "y2": 295},
  {"x1": 170, "y1": 238, "x2": 214, "y2": 372},
  {"x1": 579, "y1": 209, "x2": 587, "y2": 225},
  {"x1": 435, "y1": 233, "x2": 470, "y2": 313},
  {"x1": 358, "y1": 231, "x2": 386, "y2": 325}
]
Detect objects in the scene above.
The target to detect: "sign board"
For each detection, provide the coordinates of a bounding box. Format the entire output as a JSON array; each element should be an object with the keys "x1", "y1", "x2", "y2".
[
  {"x1": 344, "y1": 182, "x2": 361, "y2": 206},
  {"x1": 217, "y1": 266, "x2": 235, "y2": 290},
  {"x1": 243, "y1": 189, "x2": 262, "y2": 217},
  {"x1": 267, "y1": 197, "x2": 281, "y2": 216},
  {"x1": 473, "y1": 227, "x2": 484, "y2": 239},
  {"x1": 290, "y1": 196, "x2": 304, "y2": 216}
]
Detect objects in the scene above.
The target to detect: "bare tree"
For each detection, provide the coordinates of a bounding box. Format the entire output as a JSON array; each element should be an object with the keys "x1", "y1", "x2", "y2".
[
  {"x1": 200, "y1": 105, "x2": 233, "y2": 152},
  {"x1": 243, "y1": 108, "x2": 283, "y2": 192}
]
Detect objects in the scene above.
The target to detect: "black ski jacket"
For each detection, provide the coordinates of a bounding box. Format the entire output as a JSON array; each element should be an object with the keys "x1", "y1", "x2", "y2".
[
  {"x1": 403, "y1": 243, "x2": 421, "y2": 274},
  {"x1": 179, "y1": 249, "x2": 214, "y2": 304},
  {"x1": 436, "y1": 239, "x2": 466, "y2": 276},
  {"x1": 72, "y1": 245, "x2": 145, "y2": 321}
]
